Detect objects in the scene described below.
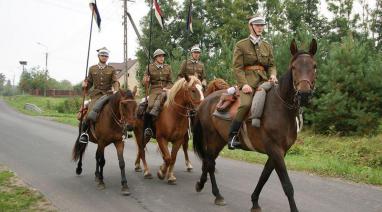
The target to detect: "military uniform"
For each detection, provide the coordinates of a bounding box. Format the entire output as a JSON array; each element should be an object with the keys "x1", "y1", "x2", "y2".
[
  {"x1": 86, "y1": 64, "x2": 119, "y2": 111},
  {"x1": 178, "y1": 59, "x2": 205, "y2": 81},
  {"x1": 233, "y1": 37, "x2": 276, "y2": 122},
  {"x1": 145, "y1": 63, "x2": 173, "y2": 112}
]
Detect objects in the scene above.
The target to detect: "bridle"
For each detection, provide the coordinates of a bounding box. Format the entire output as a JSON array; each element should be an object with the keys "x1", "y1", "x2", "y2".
[
  {"x1": 111, "y1": 97, "x2": 136, "y2": 128},
  {"x1": 171, "y1": 83, "x2": 203, "y2": 117}
]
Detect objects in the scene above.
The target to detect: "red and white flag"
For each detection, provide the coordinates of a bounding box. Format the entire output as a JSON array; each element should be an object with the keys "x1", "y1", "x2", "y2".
[{"x1": 154, "y1": 0, "x2": 164, "y2": 29}]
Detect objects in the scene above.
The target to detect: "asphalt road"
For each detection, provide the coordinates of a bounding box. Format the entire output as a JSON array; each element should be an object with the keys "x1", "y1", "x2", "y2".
[{"x1": 0, "y1": 99, "x2": 381, "y2": 212}]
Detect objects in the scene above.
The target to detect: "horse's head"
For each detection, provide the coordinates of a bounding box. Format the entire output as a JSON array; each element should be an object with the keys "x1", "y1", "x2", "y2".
[
  {"x1": 119, "y1": 86, "x2": 138, "y2": 131},
  {"x1": 184, "y1": 75, "x2": 204, "y2": 107},
  {"x1": 289, "y1": 38, "x2": 317, "y2": 106},
  {"x1": 204, "y1": 78, "x2": 230, "y2": 96}
]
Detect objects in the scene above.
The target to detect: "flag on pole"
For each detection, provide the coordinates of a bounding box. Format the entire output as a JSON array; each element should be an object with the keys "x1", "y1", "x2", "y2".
[
  {"x1": 89, "y1": 0, "x2": 101, "y2": 30},
  {"x1": 186, "y1": 0, "x2": 193, "y2": 32},
  {"x1": 154, "y1": 0, "x2": 164, "y2": 29}
]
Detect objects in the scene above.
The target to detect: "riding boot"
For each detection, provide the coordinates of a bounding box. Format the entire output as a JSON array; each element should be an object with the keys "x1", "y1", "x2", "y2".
[
  {"x1": 143, "y1": 113, "x2": 154, "y2": 140},
  {"x1": 227, "y1": 120, "x2": 242, "y2": 150},
  {"x1": 79, "y1": 120, "x2": 90, "y2": 144}
]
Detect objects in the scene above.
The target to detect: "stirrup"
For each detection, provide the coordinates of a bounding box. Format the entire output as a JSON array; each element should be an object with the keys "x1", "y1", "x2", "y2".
[
  {"x1": 144, "y1": 128, "x2": 153, "y2": 140},
  {"x1": 228, "y1": 135, "x2": 240, "y2": 150},
  {"x1": 79, "y1": 133, "x2": 89, "y2": 144}
]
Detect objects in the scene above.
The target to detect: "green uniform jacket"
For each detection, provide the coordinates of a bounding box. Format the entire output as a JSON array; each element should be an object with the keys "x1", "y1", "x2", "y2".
[
  {"x1": 233, "y1": 37, "x2": 276, "y2": 88},
  {"x1": 178, "y1": 59, "x2": 205, "y2": 81},
  {"x1": 86, "y1": 64, "x2": 118, "y2": 100},
  {"x1": 144, "y1": 63, "x2": 173, "y2": 109}
]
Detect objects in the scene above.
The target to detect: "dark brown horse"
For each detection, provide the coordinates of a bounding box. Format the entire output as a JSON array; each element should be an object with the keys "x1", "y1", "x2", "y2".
[
  {"x1": 193, "y1": 39, "x2": 317, "y2": 212},
  {"x1": 72, "y1": 88, "x2": 138, "y2": 195},
  {"x1": 133, "y1": 78, "x2": 230, "y2": 178}
]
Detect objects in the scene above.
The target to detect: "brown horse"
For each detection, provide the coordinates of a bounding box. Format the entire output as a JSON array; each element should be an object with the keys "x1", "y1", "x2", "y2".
[
  {"x1": 72, "y1": 88, "x2": 138, "y2": 195},
  {"x1": 193, "y1": 39, "x2": 317, "y2": 212},
  {"x1": 132, "y1": 78, "x2": 230, "y2": 178}
]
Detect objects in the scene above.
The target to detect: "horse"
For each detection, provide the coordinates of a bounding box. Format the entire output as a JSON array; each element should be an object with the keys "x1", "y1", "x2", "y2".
[
  {"x1": 192, "y1": 39, "x2": 317, "y2": 212},
  {"x1": 132, "y1": 77, "x2": 230, "y2": 179},
  {"x1": 72, "y1": 87, "x2": 138, "y2": 195}
]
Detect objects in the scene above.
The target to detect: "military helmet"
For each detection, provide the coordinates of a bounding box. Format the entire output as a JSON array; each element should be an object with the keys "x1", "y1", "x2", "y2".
[
  {"x1": 153, "y1": 49, "x2": 166, "y2": 58},
  {"x1": 248, "y1": 13, "x2": 266, "y2": 25},
  {"x1": 191, "y1": 46, "x2": 201, "y2": 53},
  {"x1": 97, "y1": 47, "x2": 110, "y2": 56}
]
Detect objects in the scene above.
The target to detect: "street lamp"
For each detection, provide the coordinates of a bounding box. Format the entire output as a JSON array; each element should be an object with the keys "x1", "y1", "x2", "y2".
[
  {"x1": 19, "y1": 61, "x2": 27, "y2": 72},
  {"x1": 36, "y1": 42, "x2": 48, "y2": 96}
]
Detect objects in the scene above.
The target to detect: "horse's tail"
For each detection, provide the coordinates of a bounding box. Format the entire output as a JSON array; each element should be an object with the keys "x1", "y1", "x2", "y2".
[
  {"x1": 193, "y1": 116, "x2": 206, "y2": 160},
  {"x1": 72, "y1": 133, "x2": 88, "y2": 162}
]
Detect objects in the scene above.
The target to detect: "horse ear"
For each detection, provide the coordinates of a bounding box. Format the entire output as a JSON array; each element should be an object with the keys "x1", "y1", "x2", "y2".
[
  {"x1": 309, "y1": 38, "x2": 317, "y2": 56},
  {"x1": 132, "y1": 86, "x2": 137, "y2": 97},
  {"x1": 290, "y1": 39, "x2": 298, "y2": 56},
  {"x1": 184, "y1": 74, "x2": 190, "y2": 82}
]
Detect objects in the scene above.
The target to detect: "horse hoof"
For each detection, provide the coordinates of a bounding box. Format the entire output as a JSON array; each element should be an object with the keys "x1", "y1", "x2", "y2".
[
  {"x1": 195, "y1": 181, "x2": 203, "y2": 192},
  {"x1": 121, "y1": 186, "x2": 131, "y2": 196},
  {"x1": 135, "y1": 166, "x2": 142, "y2": 172},
  {"x1": 95, "y1": 177, "x2": 100, "y2": 183},
  {"x1": 215, "y1": 196, "x2": 226, "y2": 206},
  {"x1": 167, "y1": 178, "x2": 177, "y2": 185},
  {"x1": 144, "y1": 172, "x2": 153, "y2": 179},
  {"x1": 157, "y1": 170, "x2": 165, "y2": 180},
  {"x1": 251, "y1": 207, "x2": 262, "y2": 212},
  {"x1": 187, "y1": 167, "x2": 193, "y2": 172},
  {"x1": 76, "y1": 167, "x2": 82, "y2": 175},
  {"x1": 97, "y1": 183, "x2": 105, "y2": 190}
]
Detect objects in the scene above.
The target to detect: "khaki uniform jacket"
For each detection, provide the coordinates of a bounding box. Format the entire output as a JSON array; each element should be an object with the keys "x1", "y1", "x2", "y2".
[
  {"x1": 178, "y1": 59, "x2": 205, "y2": 81},
  {"x1": 144, "y1": 63, "x2": 173, "y2": 109},
  {"x1": 233, "y1": 37, "x2": 276, "y2": 88},
  {"x1": 86, "y1": 64, "x2": 118, "y2": 100}
]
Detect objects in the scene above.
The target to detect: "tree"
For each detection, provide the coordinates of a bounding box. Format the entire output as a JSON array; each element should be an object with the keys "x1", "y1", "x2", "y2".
[{"x1": 0, "y1": 73, "x2": 5, "y2": 93}]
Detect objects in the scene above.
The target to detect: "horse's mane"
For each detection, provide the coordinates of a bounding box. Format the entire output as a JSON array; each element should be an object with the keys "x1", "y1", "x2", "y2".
[
  {"x1": 205, "y1": 78, "x2": 230, "y2": 96},
  {"x1": 109, "y1": 89, "x2": 134, "y2": 108},
  {"x1": 165, "y1": 76, "x2": 200, "y2": 107}
]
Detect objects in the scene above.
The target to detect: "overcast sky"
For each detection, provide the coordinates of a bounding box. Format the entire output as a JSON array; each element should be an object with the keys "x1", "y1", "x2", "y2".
[{"x1": 0, "y1": 0, "x2": 374, "y2": 85}]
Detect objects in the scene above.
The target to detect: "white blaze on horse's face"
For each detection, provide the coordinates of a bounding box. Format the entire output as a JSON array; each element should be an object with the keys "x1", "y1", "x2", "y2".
[{"x1": 195, "y1": 84, "x2": 204, "y2": 101}]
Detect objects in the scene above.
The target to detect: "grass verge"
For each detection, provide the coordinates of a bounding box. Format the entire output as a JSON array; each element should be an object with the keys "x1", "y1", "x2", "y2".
[{"x1": 0, "y1": 165, "x2": 56, "y2": 211}]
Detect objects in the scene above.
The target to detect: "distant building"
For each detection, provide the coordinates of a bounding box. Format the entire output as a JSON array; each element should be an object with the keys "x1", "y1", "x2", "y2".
[{"x1": 109, "y1": 59, "x2": 139, "y2": 91}]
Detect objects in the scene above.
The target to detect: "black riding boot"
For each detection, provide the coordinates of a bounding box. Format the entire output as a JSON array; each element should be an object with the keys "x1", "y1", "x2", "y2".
[
  {"x1": 79, "y1": 121, "x2": 90, "y2": 144},
  {"x1": 143, "y1": 113, "x2": 154, "y2": 140},
  {"x1": 227, "y1": 120, "x2": 242, "y2": 150}
]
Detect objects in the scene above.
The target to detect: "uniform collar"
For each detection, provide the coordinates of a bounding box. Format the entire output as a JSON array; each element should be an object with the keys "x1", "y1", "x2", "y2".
[
  {"x1": 98, "y1": 63, "x2": 107, "y2": 69},
  {"x1": 249, "y1": 34, "x2": 262, "y2": 45},
  {"x1": 190, "y1": 59, "x2": 199, "y2": 64},
  {"x1": 155, "y1": 63, "x2": 164, "y2": 69}
]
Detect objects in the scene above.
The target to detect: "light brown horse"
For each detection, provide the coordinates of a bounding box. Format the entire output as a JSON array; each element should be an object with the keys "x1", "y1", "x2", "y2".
[
  {"x1": 72, "y1": 88, "x2": 138, "y2": 195},
  {"x1": 193, "y1": 39, "x2": 317, "y2": 212},
  {"x1": 139, "y1": 75, "x2": 204, "y2": 184},
  {"x1": 132, "y1": 78, "x2": 230, "y2": 179}
]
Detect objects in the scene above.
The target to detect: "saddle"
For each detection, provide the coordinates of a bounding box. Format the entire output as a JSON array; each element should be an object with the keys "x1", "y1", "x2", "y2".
[{"x1": 213, "y1": 96, "x2": 242, "y2": 121}]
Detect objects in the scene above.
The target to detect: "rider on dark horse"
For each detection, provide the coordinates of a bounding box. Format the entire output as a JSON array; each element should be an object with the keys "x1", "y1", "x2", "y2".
[
  {"x1": 79, "y1": 47, "x2": 120, "y2": 143},
  {"x1": 142, "y1": 49, "x2": 173, "y2": 140},
  {"x1": 228, "y1": 14, "x2": 278, "y2": 150}
]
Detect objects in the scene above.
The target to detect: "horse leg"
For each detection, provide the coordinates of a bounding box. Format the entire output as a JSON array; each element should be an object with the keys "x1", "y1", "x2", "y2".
[
  {"x1": 251, "y1": 158, "x2": 274, "y2": 212},
  {"x1": 95, "y1": 150, "x2": 100, "y2": 182},
  {"x1": 195, "y1": 159, "x2": 208, "y2": 192},
  {"x1": 114, "y1": 141, "x2": 130, "y2": 195},
  {"x1": 207, "y1": 157, "x2": 226, "y2": 206},
  {"x1": 134, "y1": 141, "x2": 142, "y2": 172},
  {"x1": 272, "y1": 150, "x2": 298, "y2": 212},
  {"x1": 167, "y1": 140, "x2": 183, "y2": 185},
  {"x1": 96, "y1": 145, "x2": 106, "y2": 190},
  {"x1": 157, "y1": 137, "x2": 171, "y2": 180},
  {"x1": 183, "y1": 133, "x2": 193, "y2": 172}
]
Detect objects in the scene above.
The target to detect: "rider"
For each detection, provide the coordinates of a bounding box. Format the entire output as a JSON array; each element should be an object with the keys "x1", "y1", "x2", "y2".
[
  {"x1": 79, "y1": 47, "x2": 120, "y2": 143},
  {"x1": 178, "y1": 46, "x2": 207, "y2": 87},
  {"x1": 227, "y1": 13, "x2": 278, "y2": 150},
  {"x1": 143, "y1": 49, "x2": 173, "y2": 139}
]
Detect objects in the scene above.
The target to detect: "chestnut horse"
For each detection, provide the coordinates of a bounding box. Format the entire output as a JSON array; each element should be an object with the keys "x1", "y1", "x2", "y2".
[
  {"x1": 193, "y1": 39, "x2": 317, "y2": 212},
  {"x1": 133, "y1": 78, "x2": 229, "y2": 179},
  {"x1": 72, "y1": 88, "x2": 138, "y2": 195}
]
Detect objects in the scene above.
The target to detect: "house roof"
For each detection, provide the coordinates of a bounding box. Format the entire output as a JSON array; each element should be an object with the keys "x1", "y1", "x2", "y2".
[{"x1": 109, "y1": 59, "x2": 138, "y2": 78}]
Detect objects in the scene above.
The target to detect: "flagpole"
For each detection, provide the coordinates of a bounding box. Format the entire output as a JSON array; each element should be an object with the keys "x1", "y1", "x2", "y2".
[
  {"x1": 145, "y1": 0, "x2": 154, "y2": 101},
  {"x1": 79, "y1": 5, "x2": 95, "y2": 135}
]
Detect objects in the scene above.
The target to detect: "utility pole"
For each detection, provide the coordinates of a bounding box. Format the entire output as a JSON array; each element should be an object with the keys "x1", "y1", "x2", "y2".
[
  {"x1": 122, "y1": 0, "x2": 135, "y2": 90},
  {"x1": 37, "y1": 42, "x2": 48, "y2": 96}
]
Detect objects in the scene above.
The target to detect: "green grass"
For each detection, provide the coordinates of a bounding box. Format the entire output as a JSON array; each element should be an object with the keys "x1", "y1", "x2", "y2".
[
  {"x1": 3, "y1": 95, "x2": 382, "y2": 185},
  {"x1": 3, "y1": 95, "x2": 78, "y2": 126},
  {"x1": 0, "y1": 169, "x2": 52, "y2": 211}
]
